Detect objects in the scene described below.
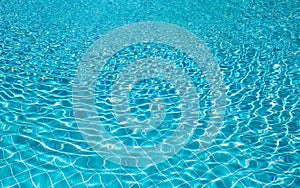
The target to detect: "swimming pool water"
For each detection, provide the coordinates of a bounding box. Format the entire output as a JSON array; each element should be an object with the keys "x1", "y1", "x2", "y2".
[{"x1": 0, "y1": 0, "x2": 300, "y2": 187}]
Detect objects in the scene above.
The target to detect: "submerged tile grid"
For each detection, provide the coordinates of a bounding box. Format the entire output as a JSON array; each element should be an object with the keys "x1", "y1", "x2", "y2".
[{"x1": 0, "y1": 0, "x2": 299, "y2": 187}]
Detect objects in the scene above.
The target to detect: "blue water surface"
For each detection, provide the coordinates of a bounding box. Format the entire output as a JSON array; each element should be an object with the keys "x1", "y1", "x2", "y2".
[{"x1": 0, "y1": 0, "x2": 299, "y2": 187}]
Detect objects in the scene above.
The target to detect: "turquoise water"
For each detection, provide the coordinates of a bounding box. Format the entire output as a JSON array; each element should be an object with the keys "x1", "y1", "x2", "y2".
[{"x1": 1, "y1": 0, "x2": 300, "y2": 187}]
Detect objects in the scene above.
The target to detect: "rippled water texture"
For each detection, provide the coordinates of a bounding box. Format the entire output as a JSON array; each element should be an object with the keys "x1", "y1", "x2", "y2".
[{"x1": 0, "y1": 0, "x2": 300, "y2": 187}]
